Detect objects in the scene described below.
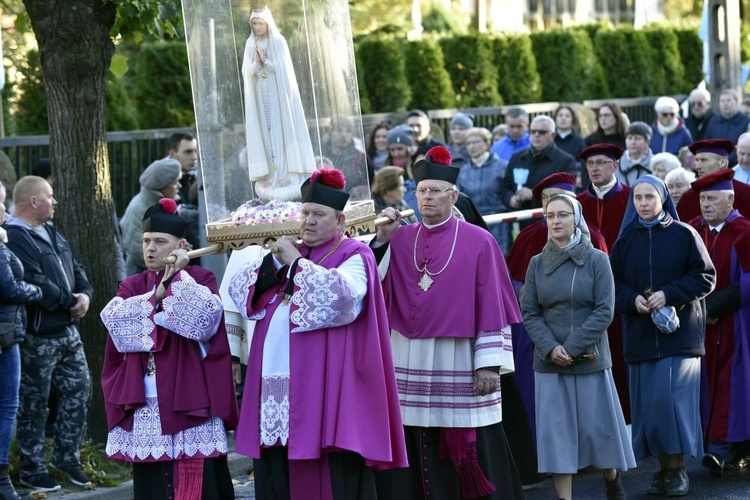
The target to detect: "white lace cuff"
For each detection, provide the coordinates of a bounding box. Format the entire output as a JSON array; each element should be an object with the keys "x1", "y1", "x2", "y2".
[
  {"x1": 154, "y1": 271, "x2": 223, "y2": 342},
  {"x1": 100, "y1": 292, "x2": 156, "y2": 352}
]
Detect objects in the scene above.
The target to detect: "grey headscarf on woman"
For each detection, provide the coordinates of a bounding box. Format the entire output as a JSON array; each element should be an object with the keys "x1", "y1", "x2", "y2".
[{"x1": 546, "y1": 193, "x2": 590, "y2": 250}]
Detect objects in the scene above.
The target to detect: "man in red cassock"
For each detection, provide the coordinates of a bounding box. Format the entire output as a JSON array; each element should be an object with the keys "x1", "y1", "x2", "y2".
[
  {"x1": 577, "y1": 144, "x2": 632, "y2": 422},
  {"x1": 677, "y1": 139, "x2": 750, "y2": 222},
  {"x1": 686, "y1": 169, "x2": 750, "y2": 476}
]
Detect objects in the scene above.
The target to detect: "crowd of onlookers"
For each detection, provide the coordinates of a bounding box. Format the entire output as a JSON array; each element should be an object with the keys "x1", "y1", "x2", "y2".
[
  {"x1": 364, "y1": 86, "x2": 750, "y2": 499},
  {"x1": 4, "y1": 86, "x2": 750, "y2": 500}
]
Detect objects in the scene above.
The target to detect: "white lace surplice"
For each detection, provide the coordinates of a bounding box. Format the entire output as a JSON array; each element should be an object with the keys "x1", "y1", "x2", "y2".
[
  {"x1": 101, "y1": 271, "x2": 227, "y2": 462},
  {"x1": 391, "y1": 326, "x2": 515, "y2": 429},
  {"x1": 229, "y1": 254, "x2": 367, "y2": 447}
]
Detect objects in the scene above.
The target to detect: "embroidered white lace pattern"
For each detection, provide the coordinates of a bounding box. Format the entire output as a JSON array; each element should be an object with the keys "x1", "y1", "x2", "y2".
[
  {"x1": 154, "y1": 271, "x2": 222, "y2": 342},
  {"x1": 259, "y1": 374, "x2": 290, "y2": 446},
  {"x1": 100, "y1": 292, "x2": 156, "y2": 352},
  {"x1": 290, "y1": 260, "x2": 357, "y2": 333},
  {"x1": 227, "y1": 259, "x2": 262, "y2": 320},
  {"x1": 105, "y1": 397, "x2": 228, "y2": 462}
]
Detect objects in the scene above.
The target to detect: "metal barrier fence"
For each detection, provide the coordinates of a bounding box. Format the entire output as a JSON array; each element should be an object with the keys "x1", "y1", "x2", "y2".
[{"x1": 0, "y1": 96, "x2": 685, "y2": 216}]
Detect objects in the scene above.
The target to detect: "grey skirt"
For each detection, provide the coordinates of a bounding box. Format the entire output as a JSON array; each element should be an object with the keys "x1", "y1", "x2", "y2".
[
  {"x1": 535, "y1": 369, "x2": 636, "y2": 474},
  {"x1": 629, "y1": 355, "x2": 703, "y2": 460}
]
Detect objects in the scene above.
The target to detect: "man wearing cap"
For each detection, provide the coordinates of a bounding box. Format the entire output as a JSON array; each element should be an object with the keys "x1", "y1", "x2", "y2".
[
  {"x1": 373, "y1": 146, "x2": 524, "y2": 499},
  {"x1": 500, "y1": 115, "x2": 576, "y2": 230},
  {"x1": 576, "y1": 144, "x2": 633, "y2": 421},
  {"x1": 733, "y1": 133, "x2": 750, "y2": 185},
  {"x1": 406, "y1": 109, "x2": 445, "y2": 151},
  {"x1": 685, "y1": 170, "x2": 750, "y2": 476},
  {"x1": 490, "y1": 107, "x2": 531, "y2": 163},
  {"x1": 100, "y1": 198, "x2": 238, "y2": 498},
  {"x1": 617, "y1": 121, "x2": 654, "y2": 186},
  {"x1": 650, "y1": 96, "x2": 693, "y2": 156},
  {"x1": 4, "y1": 176, "x2": 94, "y2": 492},
  {"x1": 120, "y1": 158, "x2": 183, "y2": 275},
  {"x1": 677, "y1": 139, "x2": 750, "y2": 223},
  {"x1": 226, "y1": 169, "x2": 406, "y2": 499},
  {"x1": 577, "y1": 144, "x2": 631, "y2": 249}
]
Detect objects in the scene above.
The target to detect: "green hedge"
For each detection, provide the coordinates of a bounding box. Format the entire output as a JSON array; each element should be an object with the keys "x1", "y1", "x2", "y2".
[
  {"x1": 530, "y1": 29, "x2": 609, "y2": 102},
  {"x1": 439, "y1": 33, "x2": 501, "y2": 107},
  {"x1": 356, "y1": 35, "x2": 411, "y2": 113},
  {"x1": 132, "y1": 41, "x2": 195, "y2": 129},
  {"x1": 494, "y1": 33, "x2": 541, "y2": 105},
  {"x1": 674, "y1": 28, "x2": 704, "y2": 91},
  {"x1": 594, "y1": 27, "x2": 652, "y2": 98},
  {"x1": 402, "y1": 37, "x2": 455, "y2": 110},
  {"x1": 643, "y1": 26, "x2": 686, "y2": 96}
]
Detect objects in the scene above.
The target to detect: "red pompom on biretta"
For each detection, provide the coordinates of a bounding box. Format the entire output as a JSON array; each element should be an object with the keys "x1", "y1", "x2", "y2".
[
  {"x1": 310, "y1": 168, "x2": 346, "y2": 190},
  {"x1": 158, "y1": 198, "x2": 178, "y2": 214},
  {"x1": 426, "y1": 145, "x2": 452, "y2": 166}
]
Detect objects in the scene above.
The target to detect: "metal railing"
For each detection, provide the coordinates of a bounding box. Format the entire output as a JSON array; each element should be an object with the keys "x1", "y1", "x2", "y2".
[{"x1": 0, "y1": 96, "x2": 685, "y2": 216}]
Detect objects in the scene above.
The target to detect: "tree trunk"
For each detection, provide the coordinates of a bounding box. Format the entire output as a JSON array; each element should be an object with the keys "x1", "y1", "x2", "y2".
[{"x1": 23, "y1": 0, "x2": 119, "y2": 442}]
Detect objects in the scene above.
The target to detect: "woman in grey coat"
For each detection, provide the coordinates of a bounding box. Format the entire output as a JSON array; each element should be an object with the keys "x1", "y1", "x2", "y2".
[{"x1": 521, "y1": 194, "x2": 635, "y2": 500}]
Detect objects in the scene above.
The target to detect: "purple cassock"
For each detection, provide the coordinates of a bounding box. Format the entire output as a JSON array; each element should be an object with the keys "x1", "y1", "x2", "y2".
[
  {"x1": 227, "y1": 235, "x2": 407, "y2": 469},
  {"x1": 383, "y1": 216, "x2": 521, "y2": 340}
]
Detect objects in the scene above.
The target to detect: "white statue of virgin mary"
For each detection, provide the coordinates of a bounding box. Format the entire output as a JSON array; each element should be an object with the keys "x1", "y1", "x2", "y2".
[{"x1": 242, "y1": 0, "x2": 317, "y2": 201}]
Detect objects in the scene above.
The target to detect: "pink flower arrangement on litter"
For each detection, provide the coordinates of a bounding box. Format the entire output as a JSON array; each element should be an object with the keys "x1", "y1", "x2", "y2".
[{"x1": 231, "y1": 199, "x2": 303, "y2": 226}]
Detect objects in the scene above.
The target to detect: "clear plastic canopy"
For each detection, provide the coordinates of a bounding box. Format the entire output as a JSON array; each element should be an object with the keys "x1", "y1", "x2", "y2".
[{"x1": 181, "y1": 0, "x2": 371, "y2": 226}]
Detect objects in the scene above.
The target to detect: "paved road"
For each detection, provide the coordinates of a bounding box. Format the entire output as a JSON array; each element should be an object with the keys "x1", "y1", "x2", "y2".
[{"x1": 23, "y1": 453, "x2": 750, "y2": 499}]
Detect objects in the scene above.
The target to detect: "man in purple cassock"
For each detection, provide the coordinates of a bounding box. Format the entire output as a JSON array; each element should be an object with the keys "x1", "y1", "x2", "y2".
[
  {"x1": 100, "y1": 198, "x2": 239, "y2": 499},
  {"x1": 226, "y1": 169, "x2": 407, "y2": 500},
  {"x1": 685, "y1": 169, "x2": 750, "y2": 476},
  {"x1": 372, "y1": 145, "x2": 525, "y2": 500}
]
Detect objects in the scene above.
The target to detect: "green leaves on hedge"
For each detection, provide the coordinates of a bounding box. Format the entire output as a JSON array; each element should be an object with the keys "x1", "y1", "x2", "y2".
[
  {"x1": 356, "y1": 36, "x2": 411, "y2": 113},
  {"x1": 403, "y1": 37, "x2": 455, "y2": 110},
  {"x1": 439, "y1": 33, "x2": 501, "y2": 107},
  {"x1": 494, "y1": 34, "x2": 541, "y2": 105}
]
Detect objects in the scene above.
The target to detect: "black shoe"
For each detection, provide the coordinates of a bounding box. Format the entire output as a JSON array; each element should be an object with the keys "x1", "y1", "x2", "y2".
[
  {"x1": 55, "y1": 465, "x2": 92, "y2": 487},
  {"x1": 0, "y1": 473, "x2": 20, "y2": 500},
  {"x1": 647, "y1": 469, "x2": 668, "y2": 495},
  {"x1": 666, "y1": 466, "x2": 689, "y2": 497},
  {"x1": 19, "y1": 473, "x2": 60, "y2": 492},
  {"x1": 604, "y1": 470, "x2": 626, "y2": 500},
  {"x1": 702, "y1": 453, "x2": 724, "y2": 476},
  {"x1": 721, "y1": 454, "x2": 750, "y2": 476}
]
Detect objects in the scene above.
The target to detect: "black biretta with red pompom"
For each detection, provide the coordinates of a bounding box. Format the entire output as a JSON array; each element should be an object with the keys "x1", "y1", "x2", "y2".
[
  {"x1": 413, "y1": 145, "x2": 459, "y2": 185},
  {"x1": 142, "y1": 198, "x2": 188, "y2": 237},
  {"x1": 301, "y1": 168, "x2": 350, "y2": 211}
]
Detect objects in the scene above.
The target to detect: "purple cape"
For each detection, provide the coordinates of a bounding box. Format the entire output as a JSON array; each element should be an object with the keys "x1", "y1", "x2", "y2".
[
  {"x1": 101, "y1": 266, "x2": 238, "y2": 435},
  {"x1": 383, "y1": 216, "x2": 521, "y2": 339},
  {"x1": 234, "y1": 236, "x2": 408, "y2": 470}
]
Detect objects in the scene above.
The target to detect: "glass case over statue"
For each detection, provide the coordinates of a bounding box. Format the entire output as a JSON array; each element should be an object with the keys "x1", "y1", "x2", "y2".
[{"x1": 181, "y1": 0, "x2": 373, "y2": 249}]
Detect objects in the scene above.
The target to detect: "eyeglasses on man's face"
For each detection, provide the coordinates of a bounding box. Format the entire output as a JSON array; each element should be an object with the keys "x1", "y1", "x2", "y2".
[
  {"x1": 416, "y1": 187, "x2": 455, "y2": 196},
  {"x1": 544, "y1": 211, "x2": 573, "y2": 221},
  {"x1": 529, "y1": 129, "x2": 550, "y2": 136},
  {"x1": 586, "y1": 159, "x2": 615, "y2": 168}
]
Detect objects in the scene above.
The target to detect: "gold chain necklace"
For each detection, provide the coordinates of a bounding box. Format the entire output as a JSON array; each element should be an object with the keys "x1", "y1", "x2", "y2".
[{"x1": 412, "y1": 218, "x2": 459, "y2": 292}]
